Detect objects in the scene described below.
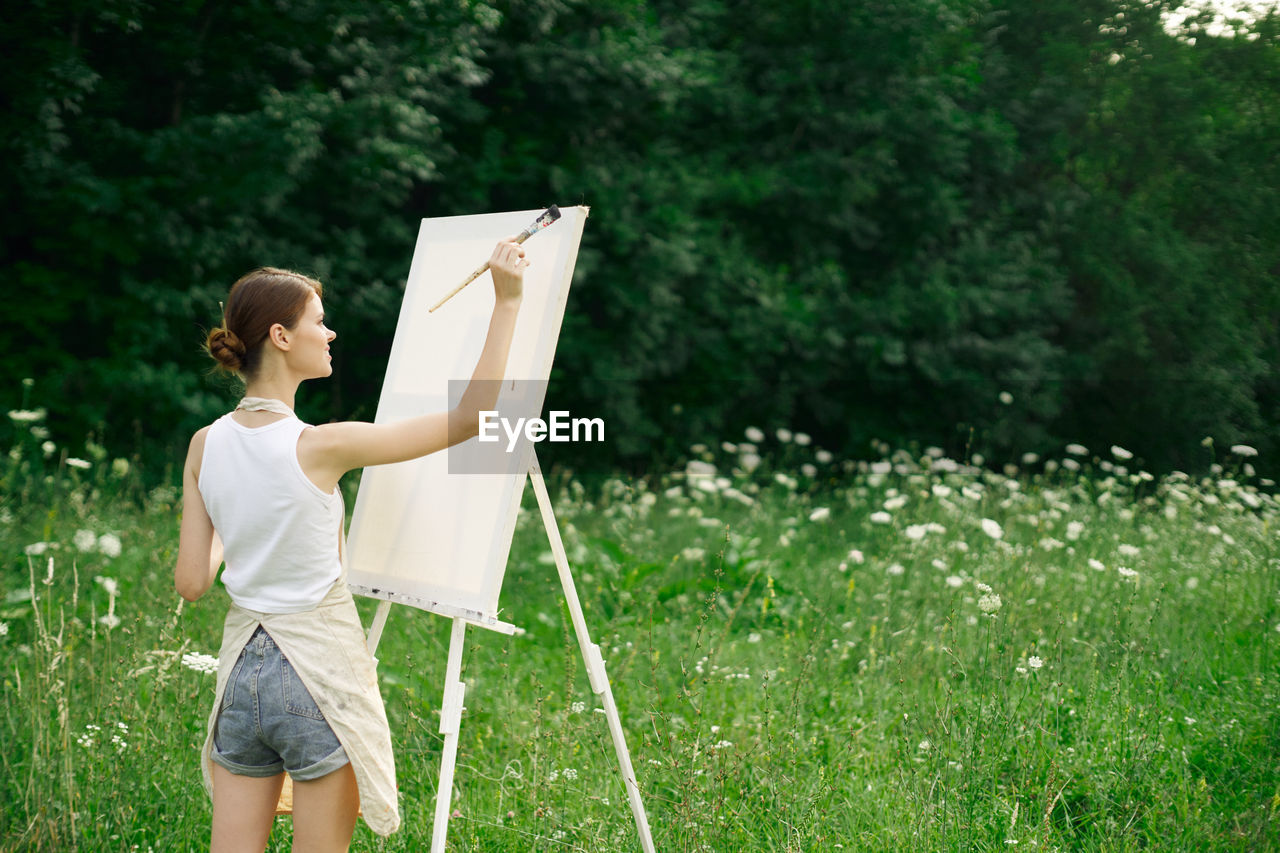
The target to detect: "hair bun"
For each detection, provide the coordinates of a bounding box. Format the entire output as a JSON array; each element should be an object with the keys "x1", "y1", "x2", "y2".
[{"x1": 207, "y1": 327, "x2": 247, "y2": 372}]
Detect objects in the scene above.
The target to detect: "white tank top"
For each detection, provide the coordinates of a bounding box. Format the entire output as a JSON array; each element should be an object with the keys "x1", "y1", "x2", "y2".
[{"x1": 197, "y1": 413, "x2": 343, "y2": 613}]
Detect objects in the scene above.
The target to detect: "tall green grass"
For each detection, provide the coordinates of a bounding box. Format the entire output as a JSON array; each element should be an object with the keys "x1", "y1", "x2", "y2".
[{"x1": 1, "y1": 409, "x2": 1277, "y2": 851}]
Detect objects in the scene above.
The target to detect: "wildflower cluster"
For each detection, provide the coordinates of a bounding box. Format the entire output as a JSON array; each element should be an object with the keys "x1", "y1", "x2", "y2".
[{"x1": 182, "y1": 653, "x2": 219, "y2": 674}]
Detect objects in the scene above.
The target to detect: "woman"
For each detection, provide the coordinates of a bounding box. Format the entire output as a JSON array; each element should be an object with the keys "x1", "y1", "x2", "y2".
[{"x1": 175, "y1": 238, "x2": 526, "y2": 851}]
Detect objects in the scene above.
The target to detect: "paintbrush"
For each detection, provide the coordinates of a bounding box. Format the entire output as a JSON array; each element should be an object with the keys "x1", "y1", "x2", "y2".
[{"x1": 428, "y1": 205, "x2": 562, "y2": 312}]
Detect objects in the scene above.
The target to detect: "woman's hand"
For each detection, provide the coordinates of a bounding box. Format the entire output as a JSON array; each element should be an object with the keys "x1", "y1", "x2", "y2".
[{"x1": 488, "y1": 237, "x2": 527, "y2": 303}]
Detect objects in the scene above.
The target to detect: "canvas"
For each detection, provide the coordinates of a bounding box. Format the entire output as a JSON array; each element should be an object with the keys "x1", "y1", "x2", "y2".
[{"x1": 345, "y1": 207, "x2": 589, "y2": 627}]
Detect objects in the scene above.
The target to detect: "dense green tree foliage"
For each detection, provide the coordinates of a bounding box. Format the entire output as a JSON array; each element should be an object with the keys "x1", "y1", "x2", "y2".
[{"x1": 2, "y1": 0, "x2": 1276, "y2": 478}]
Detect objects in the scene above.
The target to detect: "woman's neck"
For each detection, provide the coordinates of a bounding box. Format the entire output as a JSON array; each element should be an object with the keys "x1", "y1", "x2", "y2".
[{"x1": 242, "y1": 377, "x2": 299, "y2": 411}]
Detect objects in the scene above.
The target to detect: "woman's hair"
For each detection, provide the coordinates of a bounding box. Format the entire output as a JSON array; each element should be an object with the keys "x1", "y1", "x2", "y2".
[{"x1": 207, "y1": 267, "x2": 324, "y2": 377}]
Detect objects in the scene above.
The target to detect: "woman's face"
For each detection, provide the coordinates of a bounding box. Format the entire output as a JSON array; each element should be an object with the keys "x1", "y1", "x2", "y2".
[{"x1": 288, "y1": 292, "x2": 337, "y2": 379}]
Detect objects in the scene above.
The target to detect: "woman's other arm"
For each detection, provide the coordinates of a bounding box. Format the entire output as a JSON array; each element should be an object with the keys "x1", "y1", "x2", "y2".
[{"x1": 175, "y1": 429, "x2": 223, "y2": 601}]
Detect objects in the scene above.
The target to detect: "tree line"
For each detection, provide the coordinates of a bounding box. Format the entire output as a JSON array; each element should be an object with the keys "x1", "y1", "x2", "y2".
[{"x1": 2, "y1": 0, "x2": 1276, "y2": 480}]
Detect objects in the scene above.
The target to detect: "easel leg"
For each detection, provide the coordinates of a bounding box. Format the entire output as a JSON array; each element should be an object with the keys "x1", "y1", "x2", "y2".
[
  {"x1": 432, "y1": 617, "x2": 468, "y2": 853},
  {"x1": 366, "y1": 599, "x2": 392, "y2": 656},
  {"x1": 529, "y1": 454, "x2": 656, "y2": 853}
]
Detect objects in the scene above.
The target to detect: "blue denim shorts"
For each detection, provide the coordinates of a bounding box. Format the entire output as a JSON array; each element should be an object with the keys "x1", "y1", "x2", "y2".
[{"x1": 211, "y1": 626, "x2": 349, "y2": 781}]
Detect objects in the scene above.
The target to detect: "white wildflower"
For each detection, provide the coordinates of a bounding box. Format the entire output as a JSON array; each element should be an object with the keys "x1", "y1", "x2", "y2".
[
  {"x1": 721, "y1": 441, "x2": 737, "y2": 454},
  {"x1": 74, "y1": 529, "x2": 98, "y2": 552},
  {"x1": 809, "y1": 507, "x2": 830, "y2": 522},
  {"x1": 1066, "y1": 521, "x2": 1084, "y2": 541},
  {"x1": 975, "y1": 582, "x2": 992, "y2": 593},
  {"x1": 42, "y1": 441, "x2": 56, "y2": 458},
  {"x1": 1027, "y1": 656, "x2": 1043, "y2": 669},
  {"x1": 24, "y1": 542, "x2": 51, "y2": 556},
  {"x1": 815, "y1": 449, "x2": 833, "y2": 464},
  {"x1": 776, "y1": 428, "x2": 793, "y2": 443},
  {"x1": 7, "y1": 408, "x2": 47, "y2": 424},
  {"x1": 999, "y1": 391, "x2": 1013, "y2": 405},
  {"x1": 978, "y1": 593, "x2": 1003, "y2": 614},
  {"x1": 905, "y1": 524, "x2": 929, "y2": 541},
  {"x1": 1065, "y1": 443, "x2": 1088, "y2": 456},
  {"x1": 1230, "y1": 444, "x2": 1257, "y2": 457},
  {"x1": 744, "y1": 426, "x2": 765, "y2": 443},
  {"x1": 869, "y1": 511, "x2": 892, "y2": 525},
  {"x1": 570, "y1": 701, "x2": 586, "y2": 714},
  {"x1": 95, "y1": 576, "x2": 120, "y2": 597},
  {"x1": 932, "y1": 483, "x2": 952, "y2": 498},
  {"x1": 1111, "y1": 445, "x2": 1133, "y2": 461},
  {"x1": 1117, "y1": 566, "x2": 1138, "y2": 579},
  {"x1": 794, "y1": 432, "x2": 811, "y2": 446},
  {"x1": 685, "y1": 460, "x2": 716, "y2": 481},
  {"x1": 886, "y1": 563, "x2": 905, "y2": 576},
  {"x1": 182, "y1": 653, "x2": 219, "y2": 674},
  {"x1": 800, "y1": 463, "x2": 817, "y2": 478},
  {"x1": 739, "y1": 452, "x2": 761, "y2": 472},
  {"x1": 562, "y1": 768, "x2": 579, "y2": 780},
  {"x1": 883, "y1": 495, "x2": 908, "y2": 511},
  {"x1": 847, "y1": 549, "x2": 865, "y2": 564},
  {"x1": 981, "y1": 518, "x2": 1004, "y2": 540},
  {"x1": 1117, "y1": 543, "x2": 1140, "y2": 558},
  {"x1": 66, "y1": 457, "x2": 91, "y2": 470},
  {"x1": 99, "y1": 613, "x2": 121, "y2": 629},
  {"x1": 747, "y1": 632, "x2": 762, "y2": 644},
  {"x1": 945, "y1": 575, "x2": 964, "y2": 588},
  {"x1": 1088, "y1": 558, "x2": 1106, "y2": 572},
  {"x1": 681, "y1": 547, "x2": 705, "y2": 561},
  {"x1": 918, "y1": 739, "x2": 931, "y2": 751}
]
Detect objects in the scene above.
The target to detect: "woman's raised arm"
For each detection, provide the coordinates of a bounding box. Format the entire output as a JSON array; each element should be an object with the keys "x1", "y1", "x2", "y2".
[{"x1": 297, "y1": 238, "x2": 526, "y2": 490}]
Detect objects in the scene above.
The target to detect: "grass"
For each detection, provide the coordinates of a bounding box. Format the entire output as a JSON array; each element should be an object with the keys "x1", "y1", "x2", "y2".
[{"x1": 1, "y1": 413, "x2": 1278, "y2": 851}]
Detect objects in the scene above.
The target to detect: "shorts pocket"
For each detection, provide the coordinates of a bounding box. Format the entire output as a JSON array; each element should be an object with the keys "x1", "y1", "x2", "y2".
[
  {"x1": 220, "y1": 653, "x2": 246, "y2": 711},
  {"x1": 280, "y1": 655, "x2": 325, "y2": 720}
]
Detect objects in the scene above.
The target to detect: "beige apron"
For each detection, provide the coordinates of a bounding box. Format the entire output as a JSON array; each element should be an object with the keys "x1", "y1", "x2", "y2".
[{"x1": 199, "y1": 570, "x2": 401, "y2": 836}]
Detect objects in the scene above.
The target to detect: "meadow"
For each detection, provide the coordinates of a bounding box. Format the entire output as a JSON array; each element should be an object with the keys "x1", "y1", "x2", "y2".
[{"x1": 1, "y1": 406, "x2": 1277, "y2": 851}]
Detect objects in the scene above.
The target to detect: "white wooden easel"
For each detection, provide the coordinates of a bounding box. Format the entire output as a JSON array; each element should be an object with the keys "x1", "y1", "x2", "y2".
[{"x1": 363, "y1": 452, "x2": 655, "y2": 853}]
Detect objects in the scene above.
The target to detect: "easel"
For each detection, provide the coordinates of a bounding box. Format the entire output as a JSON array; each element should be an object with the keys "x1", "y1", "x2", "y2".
[{"x1": 362, "y1": 452, "x2": 655, "y2": 853}]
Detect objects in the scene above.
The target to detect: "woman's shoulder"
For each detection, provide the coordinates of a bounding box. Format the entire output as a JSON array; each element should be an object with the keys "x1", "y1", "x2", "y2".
[{"x1": 185, "y1": 421, "x2": 219, "y2": 479}]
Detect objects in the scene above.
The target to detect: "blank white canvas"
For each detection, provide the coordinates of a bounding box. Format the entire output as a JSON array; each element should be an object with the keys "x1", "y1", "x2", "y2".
[{"x1": 345, "y1": 207, "x2": 589, "y2": 627}]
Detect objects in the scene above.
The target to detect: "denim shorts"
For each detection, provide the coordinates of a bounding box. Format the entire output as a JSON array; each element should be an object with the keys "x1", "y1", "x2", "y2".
[{"x1": 211, "y1": 626, "x2": 349, "y2": 781}]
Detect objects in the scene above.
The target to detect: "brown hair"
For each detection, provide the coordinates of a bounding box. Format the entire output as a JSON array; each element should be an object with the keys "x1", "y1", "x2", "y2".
[{"x1": 207, "y1": 267, "x2": 323, "y2": 377}]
